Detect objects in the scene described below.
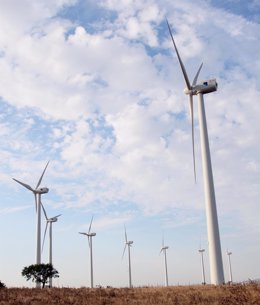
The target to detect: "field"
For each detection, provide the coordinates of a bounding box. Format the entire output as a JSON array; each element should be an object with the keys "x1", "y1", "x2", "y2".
[{"x1": 1, "y1": 284, "x2": 260, "y2": 305}]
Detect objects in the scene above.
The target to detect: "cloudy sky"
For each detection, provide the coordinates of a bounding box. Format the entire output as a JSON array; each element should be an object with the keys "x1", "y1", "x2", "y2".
[{"x1": 0, "y1": 0, "x2": 259, "y2": 288}]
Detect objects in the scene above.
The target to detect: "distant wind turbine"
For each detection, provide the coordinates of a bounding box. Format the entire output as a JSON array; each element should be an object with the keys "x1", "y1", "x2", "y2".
[
  {"x1": 227, "y1": 250, "x2": 233, "y2": 284},
  {"x1": 122, "y1": 225, "x2": 133, "y2": 288},
  {"x1": 13, "y1": 161, "x2": 49, "y2": 288},
  {"x1": 79, "y1": 216, "x2": 96, "y2": 288},
  {"x1": 160, "y1": 237, "x2": 169, "y2": 287},
  {"x1": 41, "y1": 203, "x2": 61, "y2": 288},
  {"x1": 198, "y1": 247, "x2": 206, "y2": 285},
  {"x1": 167, "y1": 20, "x2": 225, "y2": 285}
]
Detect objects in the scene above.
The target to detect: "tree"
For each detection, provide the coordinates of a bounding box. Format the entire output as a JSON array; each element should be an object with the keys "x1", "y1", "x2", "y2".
[
  {"x1": 0, "y1": 280, "x2": 6, "y2": 288},
  {"x1": 21, "y1": 263, "x2": 59, "y2": 288}
]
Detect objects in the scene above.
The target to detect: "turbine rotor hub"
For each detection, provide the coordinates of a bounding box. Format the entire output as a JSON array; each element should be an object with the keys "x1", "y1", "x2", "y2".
[{"x1": 184, "y1": 87, "x2": 195, "y2": 95}]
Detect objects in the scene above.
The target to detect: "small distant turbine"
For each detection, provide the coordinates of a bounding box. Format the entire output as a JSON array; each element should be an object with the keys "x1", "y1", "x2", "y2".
[
  {"x1": 198, "y1": 248, "x2": 206, "y2": 285},
  {"x1": 160, "y1": 238, "x2": 169, "y2": 287},
  {"x1": 122, "y1": 226, "x2": 133, "y2": 288},
  {"x1": 13, "y1": 161, "x2": 49, "y2": 288},
  {"x1": 79, "y1": 216, "x2": 96, "y2": 288},
  {"x1": 41, "y1": 203, "x2": 61, "y2": 288},
  {"x1": 227, "y1": 250, "x2": 233, "y2": 284}
]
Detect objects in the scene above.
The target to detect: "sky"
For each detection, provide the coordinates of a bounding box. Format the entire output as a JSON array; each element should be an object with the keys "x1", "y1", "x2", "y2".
[{"x1": 0, "y1": 0, "x2": 259, "y2": 288}]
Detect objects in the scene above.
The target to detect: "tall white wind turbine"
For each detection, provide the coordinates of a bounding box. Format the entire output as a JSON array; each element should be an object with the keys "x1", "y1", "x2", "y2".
[
  {"x1": 79, "y1": 216, "x2": 96, "y2": 288},
  {"x1": 13, "y1": 161, "x2": 49, "y2": 288},
  {"x1": 160, "y1": 238, "x2": 169, "y2": 287},
  {"x1": 122, "y1": 226, "x2": 133, "y2": 288},
  {"x1": 167, "y1": 20, "x2": 225, "y2": 285},
  {"x1": 41, "y1": 203, "x2": 61, "y2": 288},
  {"x1": 13, "y1": 161, "x2": 49, "y2": 287}
]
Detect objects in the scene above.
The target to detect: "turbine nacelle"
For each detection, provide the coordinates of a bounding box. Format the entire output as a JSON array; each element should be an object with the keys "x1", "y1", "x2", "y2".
[
  {"x1": 127, "y1": 241, "x2": 133, "y2": 246},
  {"x1": 48, "y1": 215, "x2": 61, "y2": 222},
  {"x1": 88, "y1": 232, "x2": 96, "y2": 237},
  {"x1": 35, "y1": 187, "x2": 49, "y2": 194},
  {"x1": 78, "y1": 232, "x2": 96, "y2": 237},
  {"x1": 50, "y1": 217, "x2": 58, "y2": 222},
  {"x1": 184, "y1": 79, "x2": 218, "y2": 96}
]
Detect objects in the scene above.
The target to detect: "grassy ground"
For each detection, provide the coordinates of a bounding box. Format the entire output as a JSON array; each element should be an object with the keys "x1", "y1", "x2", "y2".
[{"x1": 0, "y1": 284, "x2": 260, "y2": 305}]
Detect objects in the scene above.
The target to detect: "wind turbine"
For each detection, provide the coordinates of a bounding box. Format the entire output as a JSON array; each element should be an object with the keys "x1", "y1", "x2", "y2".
[
  {"x1": 41, "y1": 203, "x2": 61, "y2": 288},
  {"x1": 13, "y1": 161, "x2": 49, "y2": 287},
  {"x1": 167, "y1": 20, "x2": 225, "y2": 285},
  {"x1": 122, "y1": 226, "x2": 133, "y2": 288},
  {"x1": 227, "y1": 250, "x2": 233, "y2": 284},
  {"x1": 198, "y1": 247, "x2": 206, "y2": 285},
  {"x1": 160, "y1": 237, "x2": 169, "y2": 287},
  {"x1": 79, "y1": 216, "x2": 96, "y2": 288}
]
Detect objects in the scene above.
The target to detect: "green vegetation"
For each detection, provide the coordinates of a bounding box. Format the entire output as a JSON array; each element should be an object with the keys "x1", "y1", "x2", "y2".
[{"x1": 21, "y1": 264, "x2": 59, "y2": 288}]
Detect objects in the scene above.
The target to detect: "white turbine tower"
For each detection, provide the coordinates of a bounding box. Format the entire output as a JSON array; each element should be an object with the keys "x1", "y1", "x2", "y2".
[
  {"x1": 227, "y1": 250, "x2": 233, "y2": 284},
  {"x1": 41, "y1": 203, "x2": 61, "y2": 288},
  {"x1": 160, "y1": 238, "x2": 169, "y2": 287},
  {"x1": 167, "y1": 20, "x2": 225, "y2": 285},
  {"x1": 122, "y1": 226, "x2": 133, "y2": 288},
  {"x1": 13, "y1": 161, "x2": 49, "y2": 288},
  {"x1": 79, "y1": 216, "x2": 96, "y2": 288},
  {"x1": 198, "y1": 248, "x2": 206, "y2": 285}
]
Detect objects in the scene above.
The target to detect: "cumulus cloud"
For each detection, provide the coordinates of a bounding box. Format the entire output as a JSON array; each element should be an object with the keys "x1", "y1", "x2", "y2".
[
  {"x1": 0, "y1": 0, "x2": 259, "y2": 230},
  {"x1": 1, "y1": 0, "x2": 260, "y2": 288}
]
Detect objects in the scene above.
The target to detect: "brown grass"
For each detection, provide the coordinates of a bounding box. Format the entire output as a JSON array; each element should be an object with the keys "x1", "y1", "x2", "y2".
[{"x1": 1, "y1": 283, "x2": 260, "y2": 305}]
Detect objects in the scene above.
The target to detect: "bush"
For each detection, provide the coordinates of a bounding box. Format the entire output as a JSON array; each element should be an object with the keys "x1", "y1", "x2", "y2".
[{"x1": 0, "y1": 280, "x2": 6, "y2": 288}]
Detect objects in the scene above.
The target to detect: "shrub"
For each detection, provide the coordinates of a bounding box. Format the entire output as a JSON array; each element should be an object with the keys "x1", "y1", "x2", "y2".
[{"x1": 0, "y1": 280, "x2": 6, "y2": 288}]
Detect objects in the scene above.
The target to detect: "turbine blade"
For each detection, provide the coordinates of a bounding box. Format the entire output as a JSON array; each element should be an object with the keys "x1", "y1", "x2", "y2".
[
  {"x1": 124, "y1": 225, "x2": 128, "y2": 243},
  {"x1": 189, "y1": 94, "x2": 197, "y2": 183},
  {"x1": 53, "y1": 214, "x2": 62, "y2": 219},
  {"x1": 88, "y1": 216, "x2": 94, "y2": 234},
  {"x1": 122, "y1": 244, "x2": 127, "y2": 259},
  {"x1": 41, "y1": 202, "x2": 48, "y2": 220},
  {"x1": 88, "y1": 236, "x2": 91, "y2": 248},
  {"x1": 13, "y1": 178, "x2": 34, "y2": 192},
  {"x1": 34, "y1": 193, "x2": 37, "y2": 213},
  {"x1": 192, "y1": 62, "x2": 203, "y2": 86},
  {"x1": 166, "y1": 19, "x2": 191, "y2": 90},
  {"x1": 42, "y1": 222, "x2": 48, "y2": 253},
  {"x1": 36, "y1": 161, "x2": 49, "y2": 189},
  {"x1": 79, "y1": 232, "x2": 87, "y2": 235}
]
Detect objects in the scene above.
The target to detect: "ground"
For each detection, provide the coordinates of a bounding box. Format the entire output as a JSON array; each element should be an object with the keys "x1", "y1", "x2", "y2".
[{"x1": 1, "y1": 284, "x2": 260, "y2": 305}]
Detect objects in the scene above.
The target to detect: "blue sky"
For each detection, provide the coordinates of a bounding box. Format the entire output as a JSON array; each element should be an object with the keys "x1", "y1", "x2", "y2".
[{"x1": 0, "y1": 0, "x2": 259, "y2": 287}]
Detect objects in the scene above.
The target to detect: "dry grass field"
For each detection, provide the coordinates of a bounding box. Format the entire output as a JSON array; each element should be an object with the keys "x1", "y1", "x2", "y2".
[{"x1": 1, "y1": 283, "x2": 260, "y2": 305}]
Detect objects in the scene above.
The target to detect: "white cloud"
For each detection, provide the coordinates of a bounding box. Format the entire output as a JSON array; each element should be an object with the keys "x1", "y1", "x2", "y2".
[
  {"x1": 0, "y1": 0, "x2": 258, "y2": 219},
  {"x1": 0, "y1": 0, "x2": 260, "y2": 287},
  {"x1": 0, "y1": 205, "x2": 31, "y2": 215},
  {"x1": 79, "y1": 212, "x2": 134, "y2": 231}
]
